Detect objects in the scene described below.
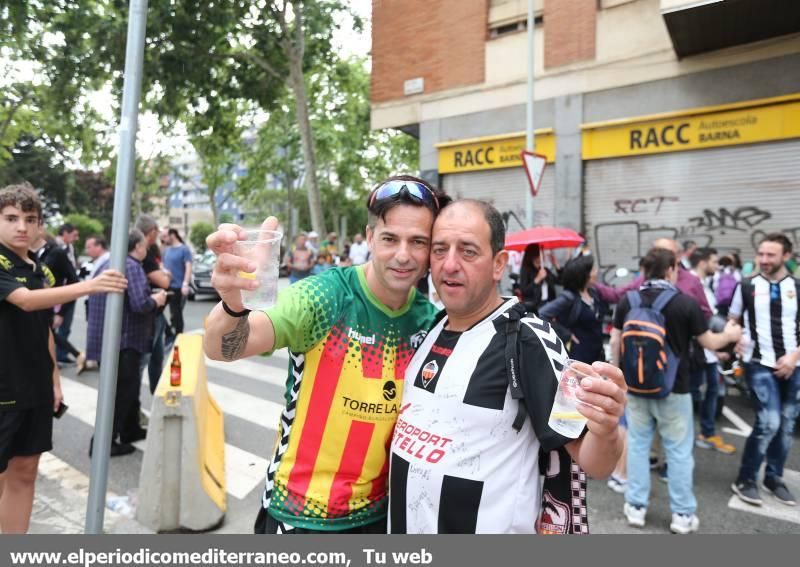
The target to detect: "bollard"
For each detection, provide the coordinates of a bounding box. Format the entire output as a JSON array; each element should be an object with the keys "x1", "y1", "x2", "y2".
[{"x1": 135, "y1": 334, "x2": 226, "y2": 531}]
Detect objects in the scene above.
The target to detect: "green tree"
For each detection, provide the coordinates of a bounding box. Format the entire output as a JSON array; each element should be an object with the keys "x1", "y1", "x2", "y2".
[
  {"x1": 189, "y1": 220, "x2": 215, "y2": 253},
  {"x1": 237, "y1": 56, "x2": 419, "y2": 238},
  {"x1": 61, "y1": 213, "x2": 104, "y2": 253},
  {"x1": 2, "y1": 0, "x2": 358, "y2": 237},
  {"x1": 0, "y1": 135, "x2": 69, "y2": 219}
]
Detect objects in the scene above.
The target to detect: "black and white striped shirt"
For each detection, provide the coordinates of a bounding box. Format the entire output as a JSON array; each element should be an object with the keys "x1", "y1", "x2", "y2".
[
  {"x1": 388, "y1": 298, "x2": 571, "y2": 534},
  {"x1": 729, "y1": 275, "x2": 800, "y2": 368}
]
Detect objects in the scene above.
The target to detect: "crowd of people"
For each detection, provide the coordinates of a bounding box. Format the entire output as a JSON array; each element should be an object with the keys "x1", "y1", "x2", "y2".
[
  {"x1": 2, "y1": 174, "x2": 798, "y2": 536},
  {"x1": 0, "y1": 181, "x2": 197, "y2": 532},
  {"x1": 283, "y1": 229, "x2": 372, "y2": 284},
  {"x1": 512, "y1": 234, "x2": 799, "y2": 532}
]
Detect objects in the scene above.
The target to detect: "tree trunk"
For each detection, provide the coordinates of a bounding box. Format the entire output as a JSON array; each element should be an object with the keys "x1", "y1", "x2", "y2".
[
  {"x1": 208, "y1": 185, "x2": 218, "y2": 227},
  {"x1": 288, "y1": 60, "x2": 326, "y2": 236}
]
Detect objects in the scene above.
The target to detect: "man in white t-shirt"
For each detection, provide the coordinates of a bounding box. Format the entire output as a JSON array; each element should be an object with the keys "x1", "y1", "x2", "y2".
[
  {"x1": 348, "y1": 233, "x2": 369, "y2": 265},
  {"x1": 389, "y1": 199, "x2": 626, "y2": 534}
]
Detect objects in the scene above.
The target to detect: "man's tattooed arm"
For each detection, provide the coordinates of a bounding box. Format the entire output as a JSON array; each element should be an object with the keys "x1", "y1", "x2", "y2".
[{"x1": 220, "y1": 316, "x2": 250, "y2": 361}]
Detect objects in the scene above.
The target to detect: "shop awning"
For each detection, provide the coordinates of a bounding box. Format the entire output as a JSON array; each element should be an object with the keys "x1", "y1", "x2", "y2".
[{"x1": 661, "y1": 0, "x2": 800, "y2": 58}]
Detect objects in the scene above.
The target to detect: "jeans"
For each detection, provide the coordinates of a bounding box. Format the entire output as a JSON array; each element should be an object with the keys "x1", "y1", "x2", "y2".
[
  {"x1": 690, "y1": 363, "x2": 720, "y2": 437},
  {"x1": 626, "y1": 393, "x2": 697, "y2": 515},
  {"x1": 167, "y1": 291, "x2": 186, "y2": 335},
  {"x1": 55, "y1": 301, "x2": 76, "y2": 362},
  {"x1": 115, "y1": 349, "x2": 143, "y2": 442},
  {"x1": 737, "y1": 363, "x2": 800, "y2": 483},
  {"x1": 140, "y1": 313, "x2": 166, "y2": 394}
]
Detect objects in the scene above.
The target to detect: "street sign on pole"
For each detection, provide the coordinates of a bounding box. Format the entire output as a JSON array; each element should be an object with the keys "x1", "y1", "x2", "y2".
[
  {"x1": 85, "y1": 0, "x2": 149, "y2": 534},
  {"x1": 521, "y1": 150, "x2": 547, "y2": 197},
  {"x1": 525, "y1": 0, "x2": 536, "y2": 227}
]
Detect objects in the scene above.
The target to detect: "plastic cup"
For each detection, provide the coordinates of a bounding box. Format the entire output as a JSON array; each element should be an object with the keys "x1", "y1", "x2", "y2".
[
  {"x1": 234, "y1": 229, "x2": 283, "y2": 311},
  {"x1": 547, "y1": 359, "x2": 599, "y2": 438}
]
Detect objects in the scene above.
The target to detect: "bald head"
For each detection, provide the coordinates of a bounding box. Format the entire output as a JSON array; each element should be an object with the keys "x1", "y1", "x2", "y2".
[
  {"x1": 438, "y1": 200, "x2": 505, "y2": 254},
  {"x1": 653, "y1": 238, "x2": 679, "y2": 256}
]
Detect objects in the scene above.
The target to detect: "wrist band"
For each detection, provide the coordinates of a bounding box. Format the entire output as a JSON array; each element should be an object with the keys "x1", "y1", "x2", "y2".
[{"x1": 221, "y1": 301, "x2": 251, "y2": 318}]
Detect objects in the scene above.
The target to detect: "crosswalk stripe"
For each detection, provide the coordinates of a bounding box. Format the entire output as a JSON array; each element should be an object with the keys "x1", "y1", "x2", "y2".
[
  {"x1": 58, "y1": 376, "x2": 271, "y2": 500},
  {"x1": 728, "y1": 469, "x2": 800, "y2": 525},
  {"x1": 205, "y1": 355, "x2": 289, "y2": 389},
  {"x1": 721, "y1": 405, "x2": 754, "y2": 438}
]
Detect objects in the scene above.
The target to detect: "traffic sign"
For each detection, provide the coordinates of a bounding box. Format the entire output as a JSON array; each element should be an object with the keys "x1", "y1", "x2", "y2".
[{"x1": 521, "y1": 150, "x2": 547, "y2": 196}]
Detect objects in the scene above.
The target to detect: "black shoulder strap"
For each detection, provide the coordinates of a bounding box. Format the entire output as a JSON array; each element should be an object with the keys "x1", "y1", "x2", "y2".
[{"x1": 505, "y1": 303, "x2": 528, "y2": 433}]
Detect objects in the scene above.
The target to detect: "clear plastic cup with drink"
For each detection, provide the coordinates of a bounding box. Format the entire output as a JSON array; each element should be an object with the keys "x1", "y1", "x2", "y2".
[
  {"x1": 548, "y1": 359, "x2": 600, "y2": 438},
  {"x1": 235, "y1": 229, "x2": 283, "y2": 311}
]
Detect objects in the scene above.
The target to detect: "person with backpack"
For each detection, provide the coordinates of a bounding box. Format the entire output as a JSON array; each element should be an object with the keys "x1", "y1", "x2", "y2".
[
  {"x1": 539, "y1": 255, "x2": 609, "y2": 364},
  {"x1": 389, "y1": 200, "x2": 626, "y2": 534},
  {"x1": 610, "y1": 247, "x2": 741, "y2": 534}
]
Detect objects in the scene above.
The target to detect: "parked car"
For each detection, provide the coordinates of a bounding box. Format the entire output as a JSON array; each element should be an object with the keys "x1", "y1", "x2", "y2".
[{"x1": 190, "y1": 250, "x2": 218, "y2": 300}]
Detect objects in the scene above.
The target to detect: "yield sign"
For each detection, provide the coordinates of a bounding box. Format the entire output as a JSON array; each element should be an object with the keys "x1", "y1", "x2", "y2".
[{"x1": 521, "y1": 151, "x2": 547, "y2": 197}]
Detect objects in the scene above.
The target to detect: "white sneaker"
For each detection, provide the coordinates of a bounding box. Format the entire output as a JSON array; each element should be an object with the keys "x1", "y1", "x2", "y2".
[
  {"x1": 623, "y1": 502, "x2": 646, "y2": 527},
  {"x1": 670, "y1": 513, "x2": 699, "y2": 534},
  {"x1": 607, "y1": 474, "x2": 627, "y2": 494}
]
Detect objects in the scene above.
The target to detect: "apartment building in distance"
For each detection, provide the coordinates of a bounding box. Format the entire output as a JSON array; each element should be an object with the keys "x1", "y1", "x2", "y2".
[{"x1": 370, "y1": 0, "x2": 800, "y2": 276}]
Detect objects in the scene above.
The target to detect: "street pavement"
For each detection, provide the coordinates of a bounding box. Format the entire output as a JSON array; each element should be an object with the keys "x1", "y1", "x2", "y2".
[{"x1": 31, "y1": 282, "x2": 800, "y2": 534}]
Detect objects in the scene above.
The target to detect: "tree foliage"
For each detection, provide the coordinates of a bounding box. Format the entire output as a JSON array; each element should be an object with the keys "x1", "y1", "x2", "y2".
[
  {"x1": 1, "y1": 1, "x2": 418, "y2": 239},
  {"x1": 237, "y1": 56, "x2": 418, "y2": 238},
  {"x1": 61, "y1": 212, "x2": 104, "y2": 252},
  {"x1": 189, "y1": 220, "x2": 215, "y2": 253}
]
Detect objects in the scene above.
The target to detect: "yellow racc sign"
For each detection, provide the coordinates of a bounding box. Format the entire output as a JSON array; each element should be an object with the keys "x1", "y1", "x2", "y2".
[
  {"x1": 581, "y1": 94, "x2": 800, "y2": 160},
  {"x1": 437, "y1": 130, "x2": 555, "y2": 174}
]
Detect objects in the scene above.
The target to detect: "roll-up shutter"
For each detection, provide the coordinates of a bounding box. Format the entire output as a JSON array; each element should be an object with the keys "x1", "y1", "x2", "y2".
[
  {"x1": 443, "y1": 166, "x2": 556, "y2": 228},
  {"x1": 584, "y1": 139, "x2": 800, "y2": 277}
]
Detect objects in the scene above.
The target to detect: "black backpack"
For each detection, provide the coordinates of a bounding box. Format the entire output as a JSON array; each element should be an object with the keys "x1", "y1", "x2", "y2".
[{"x1": 504, "y1": 304, "x2": 589, "y2": 535}]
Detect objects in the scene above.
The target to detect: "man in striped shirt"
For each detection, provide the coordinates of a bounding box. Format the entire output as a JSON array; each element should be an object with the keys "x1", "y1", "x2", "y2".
[{"x1": 730, "y1": 233, "x2": 800, "y2": 507}]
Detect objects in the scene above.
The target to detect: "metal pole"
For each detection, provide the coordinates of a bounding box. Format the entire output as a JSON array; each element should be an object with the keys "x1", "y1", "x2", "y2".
[
  {"x1": 85, "y1": 0, "x2": 149, "y2": 534},
  {"x1": 525, "y1": 0, "x2": 536, "y2": 228}
]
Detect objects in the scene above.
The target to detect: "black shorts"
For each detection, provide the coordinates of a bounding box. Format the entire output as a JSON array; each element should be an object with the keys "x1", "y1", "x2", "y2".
[
  {"x1": 0, "y1": 406, "x2": 53, "y2": 473},
  {"x1": 254, "y1": 506, "x2": 387, "y2": 534}
]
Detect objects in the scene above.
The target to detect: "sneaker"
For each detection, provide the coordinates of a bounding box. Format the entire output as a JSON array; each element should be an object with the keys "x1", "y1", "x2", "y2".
[
  {"x1": 657, "y1": 462, "x2": 668, "y2": 483},
  {"x1": 623, "y1": 502, "x2": 646, "y2": 527},
  {"x1": 763, "y1": 477, "x2": 797, "y2": 506},
  {"x1": 670, "y1": 513, "x2": 699, "y2": 534},
  {"x1": 731, "y1": 479, "x2": 763, "y2": 506},
  {"x1": 649, "y1": 455, "x2": 660, "y2": 470},
  {"x1": 75, "y1": 352, "x2": 87, "y2": 375},
  {"x1": 696, "y1": 434, "x2": 736, "y2": 454},
  {"x1": 607, "y1": 474, "x2": 627, "y2": 494}
]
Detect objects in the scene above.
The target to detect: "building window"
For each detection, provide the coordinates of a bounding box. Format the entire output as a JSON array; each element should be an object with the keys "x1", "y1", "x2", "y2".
[{"x1": 488, "y1": 16, "x2": 542, "y2": 39}]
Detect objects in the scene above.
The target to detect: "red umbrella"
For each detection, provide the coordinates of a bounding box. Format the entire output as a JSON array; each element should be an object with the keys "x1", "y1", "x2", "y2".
[{"x1": 504, "y1": 226, "x2": 584, "y2": 251}]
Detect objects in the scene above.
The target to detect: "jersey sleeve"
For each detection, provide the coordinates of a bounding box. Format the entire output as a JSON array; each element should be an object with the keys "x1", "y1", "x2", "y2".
[
  {"x1": 0, "y1": 264, "x2": 24, "y2": 302},
  {"x1": 519, "y1": 320, "x2": 575, "y2": 452},
  {"x1": 264, "y1": 271, "x2": 345, "y2": 353}
]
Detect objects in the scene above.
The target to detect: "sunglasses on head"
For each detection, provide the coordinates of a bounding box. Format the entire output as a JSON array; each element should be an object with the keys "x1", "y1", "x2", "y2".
[{"x1": 368, "y1": 180, "x2": 440, "y2": 211}]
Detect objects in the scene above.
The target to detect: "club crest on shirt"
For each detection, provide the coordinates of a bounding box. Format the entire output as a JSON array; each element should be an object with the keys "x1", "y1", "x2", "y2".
[{"x1": 421, "y1": 360, "x2": 439, "y2": 388}]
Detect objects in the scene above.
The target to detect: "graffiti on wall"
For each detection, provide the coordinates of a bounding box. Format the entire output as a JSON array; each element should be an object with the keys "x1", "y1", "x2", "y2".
[{"x1": 593, "y1": 195, "x2": 791, "y2": 282}]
